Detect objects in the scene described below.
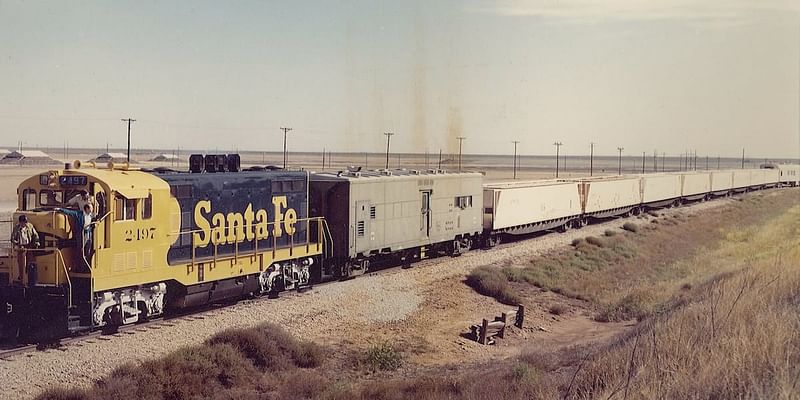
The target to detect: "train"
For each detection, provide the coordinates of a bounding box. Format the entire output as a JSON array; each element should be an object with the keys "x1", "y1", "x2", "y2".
[{"x1": 0, "y1": 154, "x2": 797, "y2": 342}]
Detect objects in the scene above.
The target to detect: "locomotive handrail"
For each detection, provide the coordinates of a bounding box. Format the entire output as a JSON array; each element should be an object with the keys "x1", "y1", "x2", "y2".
[{"x1": 53, "y1": 248, "x2": 73, "y2": 308}]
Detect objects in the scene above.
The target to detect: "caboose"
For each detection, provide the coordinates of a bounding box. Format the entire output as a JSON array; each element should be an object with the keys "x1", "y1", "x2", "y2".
[{"x1": 0, "y1": 155, "x2": 324, "y2": 342}]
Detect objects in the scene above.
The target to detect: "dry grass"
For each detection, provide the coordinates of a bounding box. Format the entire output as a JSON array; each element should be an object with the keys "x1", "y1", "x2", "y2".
[
  {"x1": 36, "y1": 323, "x2": 326, "y2": 400},
  {"x1": 622, "y1": 222, "x2": 640, "y2": 233},
  {"x1": 465, "y1": 266, "x2": 522, "y2": 305}
]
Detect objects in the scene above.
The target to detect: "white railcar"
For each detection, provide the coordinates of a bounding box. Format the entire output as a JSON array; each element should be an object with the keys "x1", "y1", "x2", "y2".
[
  {"x1": 580, "y1": 176, "x2": 641, "y2": 217},
  {"x1": 483, "y1": 180, "x2": 583, "y2": 234},
  {"x1": 640, "y1": 173, "x2": 682, "y2": 207},
  {"x1": 710, "y1": 170, "x2": 733, "y2": 196},
  {"x1": 680, "y1": 172, "x2": 712, "y2": 201},
  {"x1": 731, "y1": 169, "x2": 752, "y2": 192}
]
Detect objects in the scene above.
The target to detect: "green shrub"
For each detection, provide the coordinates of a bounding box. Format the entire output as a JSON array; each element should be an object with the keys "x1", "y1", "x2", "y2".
[
  {"x1": 622, "y1": 222, "x2": 640, "y2": 233},
  {"x1": 604, "y1": 229, "x2": 618, "y2": 237},
  {"x1": 365, "y1": 342, "x2": 403, "y2": 371},
  {"x1": 466, "y1": 266, "x2": 522, "y2": 305},
  {"x1": 585, "y1": 236, "x2": 608, "y2": 248}
]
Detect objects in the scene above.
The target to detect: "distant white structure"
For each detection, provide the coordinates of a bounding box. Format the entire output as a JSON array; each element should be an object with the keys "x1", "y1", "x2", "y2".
[
  {"x1": 0, "y1": 149, "x2": 62, "y2": 165},
  {"x1": 93, "y1": 152, "x2": 136, "y2": 164},
  {"x1": 151, "y1": 153, "x2": 181, "y2": 162}
]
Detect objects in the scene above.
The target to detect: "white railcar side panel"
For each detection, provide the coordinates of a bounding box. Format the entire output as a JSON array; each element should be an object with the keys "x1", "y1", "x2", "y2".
[
  {"x1": 681, "y1": 172, "x2": 712, "y2": 196},
  {"x1": 641, "y1": 174, "x2": 681, "y2": 203},
  {"x1": 711, "y1": 171, "x2": 733, "y2": 192},
  {"x1": 488, "y1": 182, "x2": 582, "y2": 230},
  {"x1": 583, "y1": 177, "x2": 641, "y2": 213},
  {"x1": 732, "y1": 170, "x2": 751, "y2": 188}
]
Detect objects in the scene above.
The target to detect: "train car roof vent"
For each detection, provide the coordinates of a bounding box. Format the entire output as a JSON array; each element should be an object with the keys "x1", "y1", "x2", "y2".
[
  {"x1": 380, "y1": 169, "x2": 393, "y2": 176},
  {"x1": 436, "y1": 169, "x2": 445, "y2": 174},
  {"x1": 410, "y1": 170, "x2": 420, "y2": 175}
]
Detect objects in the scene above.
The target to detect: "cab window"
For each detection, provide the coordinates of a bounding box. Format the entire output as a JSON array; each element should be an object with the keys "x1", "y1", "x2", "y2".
[
  {"x1": 142, "y1": 195, "x2": 153, "y2": 220},
  {"x1": 39, "y1": 190, "x2": 63, "y2": 206},
  {"x1": 115, "y1": 196, "x2": 137, "y2": 221},
  {"x1": 22, "y1": 189, "x2": 36, "y2": 210}
]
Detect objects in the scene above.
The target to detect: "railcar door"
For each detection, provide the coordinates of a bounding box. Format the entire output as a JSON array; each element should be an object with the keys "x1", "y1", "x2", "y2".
[{"x1": 420, "y1": 190, "x2": 431, "y2": 237}]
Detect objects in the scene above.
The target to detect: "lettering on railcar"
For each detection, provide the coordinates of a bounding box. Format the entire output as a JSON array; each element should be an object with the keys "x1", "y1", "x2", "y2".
[{"x1": 192, "y1": 195, "x2": 297, "y2": 247}]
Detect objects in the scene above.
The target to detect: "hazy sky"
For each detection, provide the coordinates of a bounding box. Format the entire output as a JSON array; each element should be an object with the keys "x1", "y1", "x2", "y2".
[{"x1": 1, "y1": 0, "x2": 799, "y2": 158}]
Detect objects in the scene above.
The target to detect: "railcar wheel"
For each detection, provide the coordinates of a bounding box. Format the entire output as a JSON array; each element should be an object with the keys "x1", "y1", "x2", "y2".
[{"x1": 558, "y1": 220, "x2": 573, "y2": 233}]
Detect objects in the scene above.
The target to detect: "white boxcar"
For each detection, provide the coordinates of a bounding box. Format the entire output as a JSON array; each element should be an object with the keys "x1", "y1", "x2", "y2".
[
  {"x1": 731, "y1": 169, "x2": 751, "y2": 191},
  {"x1": 764, "y1": 168, "x2": 780, "y2": 187},
  {"x1": 775, "y1": 164, "x2": 800, "y2": 186},
  {"x1": 680, "y1": 172, "x2": 712, "y2": 199},
  {"x1": 579, "y1": 176, "x2": 641, "y2": 216},
  {"x1": 710, "y1": 170, "x2": 733, "y2": 194},
  {"x1": 640, "y1": 173, "x2": 682, "y2": 206},
  {"x1": 483, "y1": 180, "x2": 582, "y2": 232}
]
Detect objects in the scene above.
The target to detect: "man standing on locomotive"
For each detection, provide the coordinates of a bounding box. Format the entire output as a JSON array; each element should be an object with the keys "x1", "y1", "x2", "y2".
[
  {"x1": 67, "y1": 190, "x2": 98, "y2": 217},
  {"x1": 10, "y1": 215, "x2": 39, "y2": 283},
  {"x1": 55, "y1": 204, "x2": 95, "y2": 270}
]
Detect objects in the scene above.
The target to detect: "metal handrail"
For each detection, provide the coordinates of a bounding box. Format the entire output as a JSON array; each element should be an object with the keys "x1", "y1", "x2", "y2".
[{"x1": 53, "y1": 248, "x2": 73, "y2": 308}]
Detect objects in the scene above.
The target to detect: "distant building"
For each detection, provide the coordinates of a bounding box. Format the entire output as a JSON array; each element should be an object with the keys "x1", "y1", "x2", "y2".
[
  {"x1": 93, "y1": 152, "x2": 136, "y2": 164},
  {"x1": 0, "y1": 149, "x2": 9, "y2": 157},
  {"x1": 150, "y1": 153, "x2": 181, "y2": 162},
  {"x1": 0, "y1": 150, "x2": 62, "y2": 165}
]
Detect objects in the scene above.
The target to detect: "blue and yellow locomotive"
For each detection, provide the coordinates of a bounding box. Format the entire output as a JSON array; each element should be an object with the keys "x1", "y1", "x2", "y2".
[{"x1": 0, "y1": 156, "x2": 324, "y2": 342}]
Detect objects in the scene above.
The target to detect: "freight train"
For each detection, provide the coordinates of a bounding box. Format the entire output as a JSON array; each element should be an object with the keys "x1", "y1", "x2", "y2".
[{"x1": 0, "y1": 155, "x2": 797, "y2": 342}]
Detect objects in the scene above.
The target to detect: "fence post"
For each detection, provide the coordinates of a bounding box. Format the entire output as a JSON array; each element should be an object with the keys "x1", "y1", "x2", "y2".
[
  {"x1": 479, "y1": 318, "x2": 488, "y2": 345},
  {"x1": 516, "y1": 304, "x2": 525, "y2": 328}
]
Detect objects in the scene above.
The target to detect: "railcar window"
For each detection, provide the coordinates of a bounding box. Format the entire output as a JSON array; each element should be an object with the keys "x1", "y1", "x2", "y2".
[
  {"x1": 115, "y1": 196, "x2": 137, "y2": 221},
  {"x1": 39, "y1": 190, "x2": 63, "y2": 206},
  {"x1": 455, "y1": 195, "x2": 473, "y2": 209},
  {"x1": 142, "y1": 195, "x2": 153, "y2": 219},
  {"x1": 22, "y1": 189, "x2": 36, "y2": 210}
]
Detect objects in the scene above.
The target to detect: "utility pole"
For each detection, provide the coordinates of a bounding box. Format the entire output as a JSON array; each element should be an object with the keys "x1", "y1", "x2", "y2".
[
  {"x1": 717, "y1": 156, "x2": 720, "y2": 169},
  {"x1": 662, "y1": 153, "x2": 666, "y2": 172},
  {"x1": 322, "y1": 148, "x2": 325, "y2": 170},
  {"x1": 512, "y1": 140, "x2": 520, "y2": 179},
  {"x1": 121, "y1": 118, "x2": 136, "y2": 163},
  {"x1": 741, "y1": 148, "x2": 745, "y2": 169},
  {"x1": 280, "y1": 127, "x2": 292, "y2": 169},
  {"x1": 364, "y1": 152, "x2": 368, "y2": 168},
  {"x1": 438, "y1": 149, "x2": 442, "y2": 169},
  {"x1": 457, "y1": 136, "x2": 466, "y2": 172},
  {"x1": 706, "y1": 155, "x2": 709, "y2": 170},
  {"x1": 553, "y1": 142, "x2": 563, "y2": 178},
  {"x1": 590, "y1": 142, "x2": 595, "y2": 177},
  {"x1": 384, "y1": 132, "x2": 394, "y2": 169},
  {"x1": 617, "y1": 147, "x2": 624, "y2": 175},
  {"x1": 641, "y1": 152, "x2": 646, "y2": 174}
]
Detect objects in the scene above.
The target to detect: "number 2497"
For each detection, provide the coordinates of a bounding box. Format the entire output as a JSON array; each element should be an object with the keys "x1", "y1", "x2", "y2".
[{"x1": 124, "y1": 228, "x2": 156, "y2": 242}]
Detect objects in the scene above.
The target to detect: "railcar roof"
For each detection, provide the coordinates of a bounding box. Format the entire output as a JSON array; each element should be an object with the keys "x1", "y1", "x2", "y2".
[{"x1": 310, "y1": 168, "x2": 482, "y2": 182}]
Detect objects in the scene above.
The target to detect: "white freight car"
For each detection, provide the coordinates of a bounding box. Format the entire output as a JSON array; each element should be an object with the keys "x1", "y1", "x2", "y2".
[
  {"x1": 680, "y1": 172, "x2": 712, "y2": 201},
  {"x1": 579, "y1": 176, "x2": 641, "y2": 218},
  {"x1": 773, "y1": 164, "x2": 800, "y2": 187},
  {"x1": 640, "y1": 173, "x2": 682, "y2": 207},
  {"x1": 710, "y1": 170, "x2": 733, "y2": 196},
  {"x1": 483, "y1": 179, "x2": 583, "y2": 234},
  {"x1": 731, "y1": 169, "x2": 751, "y2": 192}
]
